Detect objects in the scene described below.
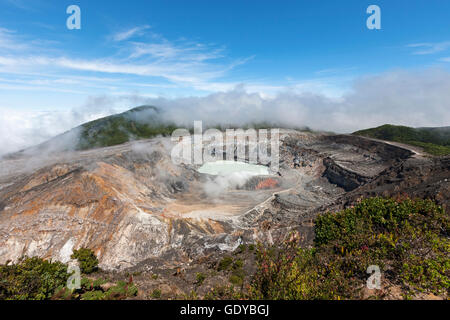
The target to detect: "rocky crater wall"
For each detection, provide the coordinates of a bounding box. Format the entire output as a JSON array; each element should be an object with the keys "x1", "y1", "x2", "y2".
[{"x1": 322, "y1": 157, "x2": 372, "y2": 191}]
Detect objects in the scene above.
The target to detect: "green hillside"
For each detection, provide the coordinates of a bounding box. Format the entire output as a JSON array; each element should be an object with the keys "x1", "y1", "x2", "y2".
[
  {"x1": 76, "y1": 105, "x2": 178, "y2": 150},
  {"x1": 74, "y1": 106, "x2": 311, "y2": 150},
  {"x1": 19, "y1": 105, "x2": 314, "y2": 155},
  {"x1": 353, "y1": 124, "x2": 450, "y2": 156}
]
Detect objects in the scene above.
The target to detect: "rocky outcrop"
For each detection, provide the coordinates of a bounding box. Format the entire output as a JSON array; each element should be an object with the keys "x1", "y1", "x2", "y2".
[
  {"x1": 322, "y1": 157, "x2": 372, "y2": 191},
  {"x1": 338, "y1": 156, "x2": 450, "y2": 212},
  {"x1": 322, "y1": 134, "x2": 414, "y2": 161}
]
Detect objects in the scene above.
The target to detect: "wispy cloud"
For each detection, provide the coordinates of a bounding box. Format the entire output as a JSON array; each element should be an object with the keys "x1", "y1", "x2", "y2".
[
  {"x1": 3, "y1": 0, "x2": 30, "y2": 10},
  {"x1": 315, "y1": 67, "x2": 357, "y2": 76},
  {"x1": 0, "y1": 28, "x2": 29, "y2": 51},
  {"x1": 0, "y1": 27, "x2": 252, "y2": 94},
  {"x1": 113, "y1": 25, "x2": 151, "y2": 41},
  {"x1": 407, "y1": 41, "x2": 450, "y2": 55},
  {"x1": 129, "y1": 41, "x2": 225, "y2": 61}
]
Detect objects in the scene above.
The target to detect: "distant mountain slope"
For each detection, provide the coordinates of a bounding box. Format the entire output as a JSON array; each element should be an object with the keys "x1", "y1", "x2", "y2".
[
  {"x1": 7, "y1": 105, "x2": 318, "y2": 158},
  {"x1": 353, "y1": 124, "x2": 450, "y2": 156},
  {"x1": 3, "y1": 105, "x2": 178, "y2": 158},
  {"x1": 77, "y1": 105, "x2": 177, "y2": 150}
]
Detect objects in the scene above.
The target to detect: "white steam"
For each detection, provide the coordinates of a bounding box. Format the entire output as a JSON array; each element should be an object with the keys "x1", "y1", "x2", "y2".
[{"x1": 203, "y1": 171, "x2": 257, "y2": 198}]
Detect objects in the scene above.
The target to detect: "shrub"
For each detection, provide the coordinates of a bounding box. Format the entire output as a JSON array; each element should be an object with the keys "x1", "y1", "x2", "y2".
[
  {"x1": 105, "y1": 280, "x2": 138, "y2": 300},
  {"x1": 218, "y1": 257, "x2": 233, "y2": 271},
  {"x1": 249, "y1": 197, "x2": 449, "y2": 299},
  {"x1": 82, "y1": 290, "x2": 105, "y2": 300},
  {"x1": 0, "y1": 257, "x2": 69, "y2": 300},
  {"x1": 196, "y1": 273, "x2": 206, "y2": 285},
  {"x1": 232, "y1": 259, "x2": 244, "y2": 270},
  {"x1": 151, "y1": 289, "x2": 161, "y2": 299},
  {"x1": 235, "y1": 244, "x2": 247, "y2": 254},
  {"x1": 229, "y1": 274, "x2": 244, "y2": 286},
  {"x1": 71, "y1": 248, "x2": 99, "y2": 274}
]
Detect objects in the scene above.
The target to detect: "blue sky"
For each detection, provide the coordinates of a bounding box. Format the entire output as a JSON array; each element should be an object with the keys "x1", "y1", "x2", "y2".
[{"x1": 1, "y1": 0, "x2": 450, "y2": 110}]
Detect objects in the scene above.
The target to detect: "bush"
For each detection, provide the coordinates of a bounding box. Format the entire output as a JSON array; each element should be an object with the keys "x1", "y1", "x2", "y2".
[
  {"x1": 0, "y1": 257, "x2": 69, "y2": 300},
  {"x1": 196, "y1": 273, "x2": 206, "y2": 285},
  {"x1": 73, "y1": 278, "x2": 138, "y2": 300},
  {"x1": 249, "y1": 197, "x2": 449, "y2": 299},
  {"x1": 229, "y1": 274, "x2": 244, "y2": 286},
  {"x1": 235, "y1": 244, "x2": 247, "y2": 254},
  {"x1": 151, "y1": 289, "x2": 161, "y2": 299},
  {"x1": 105, "y1": 280, "x2": 138, "y2": 300},
  {"x1": 218, "y1": 257, "x2": 233, "y2": 271},
  {"x1": 82, "y1": 290, "x2": 105, "y2": 300},
  {"x1": 71, "y1": 248, "x2": 99, "y2": 274},
  {"x1": 0, "y1": 256, "x2": 137, "y2": 301}
]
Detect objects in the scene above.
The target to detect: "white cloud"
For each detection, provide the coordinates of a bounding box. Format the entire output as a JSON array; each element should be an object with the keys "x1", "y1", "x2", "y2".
[
  {"x1": 0, "y1": 28, "x2": 29, "y2": 51},
  {"x1": 112, "y1": 25, "x2": 151, "y2": 41},
  {"x1": 1, "y1": 68, "x2": 449, "y2": 156},
  {"x1": 0, "y1": 99, "x2": 127, "y2": 156},
  {"x1": 0, "y1": 28, "x2": 249, "y2": 92},
  {"x1": 129, "y1": 41, "x2": 224, "y2": 61},
  {"x1": 407, "y1": 41, "x2": 450, "y2": 55},
  {"x1": 144, "y1": 68, "x2": 450, "y2": 132}
]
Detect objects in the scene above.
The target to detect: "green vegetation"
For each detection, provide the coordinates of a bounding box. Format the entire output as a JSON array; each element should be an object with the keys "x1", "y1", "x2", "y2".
[
  {"x1": 218, "y1": 256, "x2": 234, "y2": 271},
  {"x1": 0, "y1": 257, "x2": 69, "y2": 300},
  {"x1": 51, "y1": 105, "x2": 319, "y2": 152},
  {"x1": 76, "y1": 106, "x2": 178, "y2": 150},
  {"x1": 0, "y1": 250, "x2": 137, "y2": 300},
  {"x1": 151, "y1": 288, "x2": 161, "y2": 299},
  {"x1": 71, "y1": 248, "x2": 99, "y2": 274},
  {"x1": 55, "y1": 277, "x2": 138, "y2": 300},
  {"x1": 229, "y1": 259, "x2": 246, "y2": 287},
  {"x1": 100, "y1": 280, "x2": 138, "y2": 300},
  {"x1": 353, "y1": 124, "x2": 450, "y2": 156},
  {"x1": 248, "y1": 197, "x2": 449, "y2": 299},
  {"x1": 235, "y1": 244, "x2": 247, "y2": 254},
  {"x1": 196, "y1": 272, "x2": 207, "y2": 285}
]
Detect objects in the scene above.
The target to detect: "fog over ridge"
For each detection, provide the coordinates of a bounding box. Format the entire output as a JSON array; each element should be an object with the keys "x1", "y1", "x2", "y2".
[{"x1": 1, "y1": 68, "x2": 450, "y2": 156}]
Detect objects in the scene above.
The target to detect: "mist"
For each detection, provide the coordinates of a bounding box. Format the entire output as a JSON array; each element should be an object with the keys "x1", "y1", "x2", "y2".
[
  {"x1": 203, "y1": 172, "x2": 258, "y2": 198},
  {"x1": 1, "y1": 68, "x2": 450, "y2": 157},
  {"x1": 150, "y1": 68, "x2": 450, "y2": 131}
]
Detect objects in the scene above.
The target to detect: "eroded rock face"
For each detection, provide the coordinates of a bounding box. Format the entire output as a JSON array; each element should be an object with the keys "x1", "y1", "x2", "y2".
[{"x1": 0, "y1": 132, "x2": 428, "y2": 270}]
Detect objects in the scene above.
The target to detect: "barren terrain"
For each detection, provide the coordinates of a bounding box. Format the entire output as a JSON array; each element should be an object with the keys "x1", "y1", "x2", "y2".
[{"x1": 2, "y1": 129, "x2": 446, "y2": 275}]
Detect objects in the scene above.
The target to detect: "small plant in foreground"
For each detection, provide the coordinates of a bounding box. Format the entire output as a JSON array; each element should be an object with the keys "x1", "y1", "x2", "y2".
[
  {"x1": 196, "y1": 273, "x2": 206, "y2": 285},
  {"x1": 151, "y1": 288, "x2": 161, "y2": 299},
  {"x1": 71, "y1": 248, "x2": 99, "y2": 274}
]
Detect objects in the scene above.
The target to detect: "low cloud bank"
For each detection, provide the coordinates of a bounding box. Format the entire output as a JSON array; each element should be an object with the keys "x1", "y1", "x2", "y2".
[
  {"x1": 1, "y1": 68, "x2": 450, "y2": 157},
  {"x1": 151, "y1": 68, "x2": 450, "y2": 131}
]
